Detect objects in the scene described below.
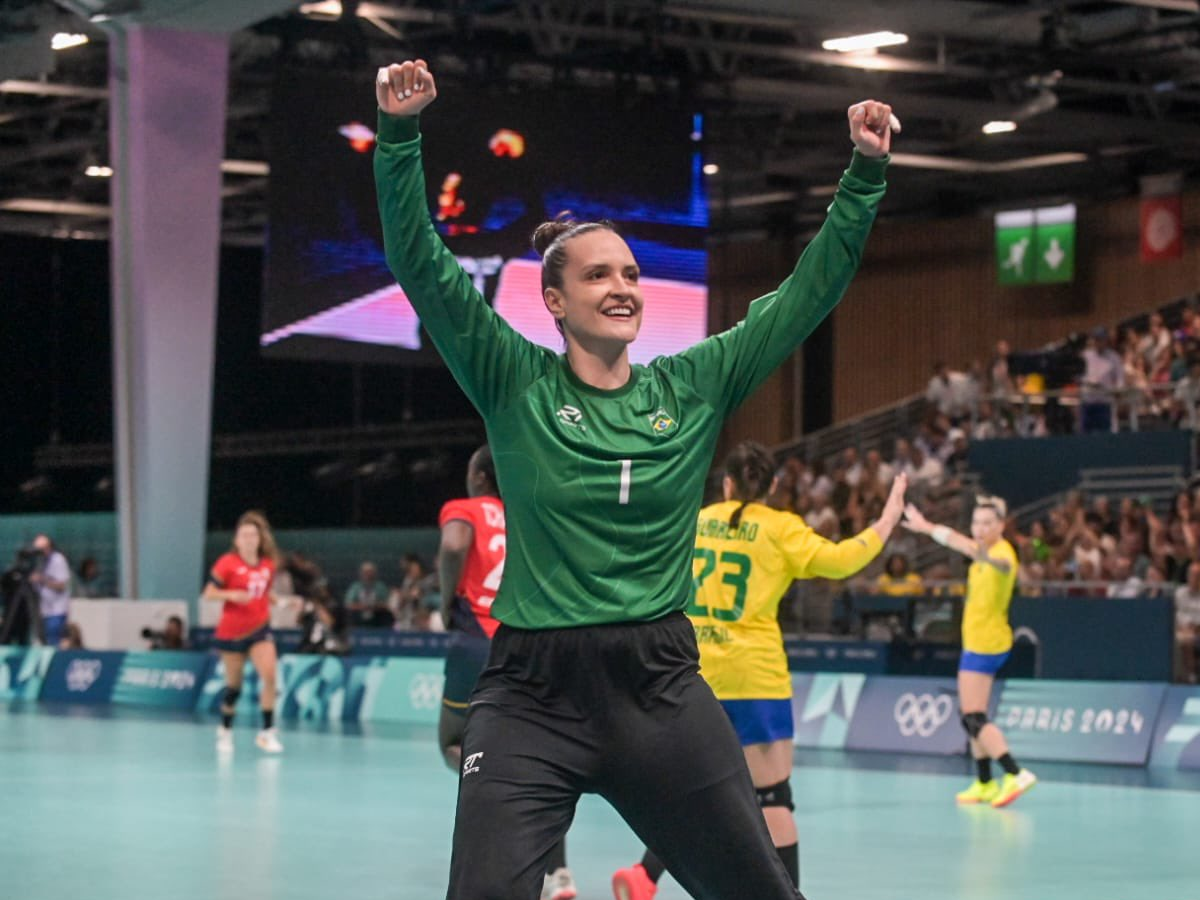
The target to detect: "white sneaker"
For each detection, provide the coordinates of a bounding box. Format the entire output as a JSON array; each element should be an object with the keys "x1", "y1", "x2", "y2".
[
  {"x1": 255, "y1": 728, "x2": 284, "y2": 753},
  {"x1": 216, "y1": 725, "x2": 234, "y2": 753},
  {"x1": 541, "y1": 868, "x2": 577, "y2": 900}
]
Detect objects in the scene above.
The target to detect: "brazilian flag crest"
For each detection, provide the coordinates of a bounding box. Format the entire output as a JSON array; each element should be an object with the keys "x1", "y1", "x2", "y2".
[{"x1": 649, "y1": 408, "x2": 678, "y2": 436}]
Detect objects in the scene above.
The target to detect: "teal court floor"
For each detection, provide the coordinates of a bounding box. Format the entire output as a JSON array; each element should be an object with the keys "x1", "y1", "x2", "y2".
[{"x1": 2, "y1": 703, "x2": 1198, "y2": 900}]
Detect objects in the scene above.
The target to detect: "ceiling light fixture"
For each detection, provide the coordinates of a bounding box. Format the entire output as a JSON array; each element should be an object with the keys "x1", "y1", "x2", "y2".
[
  {"x1": 982, "y1": 121, "x2": 1018, "y2": 135},
  {"x1": 821, "y1": 31, "x2": 908, "y2": 53},
  {"x1": 51, "y1": 33, "x2": 89, "y2": 51}
]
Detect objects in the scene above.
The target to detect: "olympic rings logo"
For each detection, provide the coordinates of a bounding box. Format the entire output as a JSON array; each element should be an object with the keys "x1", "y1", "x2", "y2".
[
  {"x1": 408, "y1": 672, "x2": 445, "y2": 710},
  {"x1": 893, "y1": 692, "x2": 954, "y2": 737}
]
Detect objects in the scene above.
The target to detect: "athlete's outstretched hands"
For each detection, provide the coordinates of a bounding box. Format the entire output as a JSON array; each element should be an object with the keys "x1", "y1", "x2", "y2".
[
  {"x1": 868, "y1": 472, "x2": 909, "y2": 544},
  {"x1": 376, "y1": 59, "x2": 437, "y2": 117},
  {"x1": 880, "y1": 472, "x2": 909, "y2": 528},
  {"x1": 848, "y1": 100, "x2": 899, "y2": 157},
  {"x1": 901, "y1": 503, "x2": 933, "y2": 536}
]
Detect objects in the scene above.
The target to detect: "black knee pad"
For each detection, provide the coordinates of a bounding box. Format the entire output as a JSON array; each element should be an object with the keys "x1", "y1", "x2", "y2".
[
  {"x1": 221, "y1": 686, "x2": 242, "y2": 711},
  {"x1": 755, "y1": 779, "x2": 794, "y2": 812},
  {"x1": 961, "y1": 711, "x2": 988, "y2": 739}
]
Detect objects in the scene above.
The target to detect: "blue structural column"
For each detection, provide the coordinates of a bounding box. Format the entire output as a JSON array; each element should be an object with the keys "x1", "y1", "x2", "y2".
[{"x1": 107, "y1": 27, "x2": 229, "y2": 611}]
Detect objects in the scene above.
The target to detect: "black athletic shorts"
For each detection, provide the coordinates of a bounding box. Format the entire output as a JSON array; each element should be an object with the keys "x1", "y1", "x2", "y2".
[
  {"x1": 212, "y1": 625, "x2": 272, "y2": 654},
  {"x1": 442, "y1": 631, "x2": 491, "y2": 715},
  {"x1": 445, "y1": 611, "x2": 803, "y2": 900}
]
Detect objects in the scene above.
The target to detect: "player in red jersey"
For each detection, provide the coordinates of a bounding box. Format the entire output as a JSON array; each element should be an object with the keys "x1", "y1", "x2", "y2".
[
  {"x1": 202, "y1": 510, "x2": 284, "y2": 754},
  {"x1": 437, "y1": 446, "x2": 575, "y2": 900}
]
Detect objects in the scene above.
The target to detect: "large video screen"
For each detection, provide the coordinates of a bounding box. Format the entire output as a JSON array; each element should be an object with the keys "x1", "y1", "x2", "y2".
[{"x1": 262, "y1": 72, "x2": 708, "y2": 365}]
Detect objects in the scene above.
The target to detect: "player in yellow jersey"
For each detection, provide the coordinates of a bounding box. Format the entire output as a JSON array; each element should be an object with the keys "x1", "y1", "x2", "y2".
[
  {"x1": 902, "y1": 495, "x2": 1037, "y2": 808},
  {"x1": 612, "y1": 442, "x2": 907, "y2": 900}
]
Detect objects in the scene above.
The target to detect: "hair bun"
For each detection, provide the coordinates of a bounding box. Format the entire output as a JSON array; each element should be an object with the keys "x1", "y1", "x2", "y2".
[{"x1": 531, "y1": 216, "x2": 577, "y2": 255}]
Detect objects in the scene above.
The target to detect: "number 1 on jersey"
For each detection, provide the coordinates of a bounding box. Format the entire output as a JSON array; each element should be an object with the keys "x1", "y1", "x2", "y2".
[{"x1": 619, "y1": 459, "x2": 632, "y2": 505}]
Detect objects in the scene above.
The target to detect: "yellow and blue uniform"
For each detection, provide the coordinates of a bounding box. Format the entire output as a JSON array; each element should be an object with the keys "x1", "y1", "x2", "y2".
[
  {"x1": 688, "y1": 500, "x2": 884, "y2": 743},
  {"x1": 874, "y1": 572, "x2": 924, "y2": 596},
  {"x1": 960, "y1": 538, "x2": 1018, "y2": 674}
]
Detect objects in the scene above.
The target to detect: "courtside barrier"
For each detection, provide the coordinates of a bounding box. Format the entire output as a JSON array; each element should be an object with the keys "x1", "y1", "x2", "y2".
[
  {"x1": 844, "y1": 676, "x2": 965, "y2": 755},
  {"x1": 992, "y1": 680, "x2": 1165, "y2": 765},
  {"x1": 0, "y1": 646, "x2": 53, "y2": 701},
  {"x1": 8, "y1": 646, "x2": 1190, "y2": 767},
  {"x1": 1148, "y1": 686, "x2": 1200, "y2": 771}
]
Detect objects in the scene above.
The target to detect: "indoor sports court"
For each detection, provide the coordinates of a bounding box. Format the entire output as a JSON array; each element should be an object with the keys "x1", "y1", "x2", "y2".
[{"x1": 4, "y1": 707, "x2": 1198, "y2": 900}]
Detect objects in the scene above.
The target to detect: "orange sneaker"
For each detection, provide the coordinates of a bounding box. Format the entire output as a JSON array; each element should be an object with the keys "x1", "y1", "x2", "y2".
[{"x1": 612, "y1": 863, "x2": 658, "y2": 900}]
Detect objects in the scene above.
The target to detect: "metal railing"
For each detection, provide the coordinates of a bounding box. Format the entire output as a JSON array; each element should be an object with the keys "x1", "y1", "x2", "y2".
[{"x1": 1012, "y1": 465, "x2": 1187, "y2": 528}]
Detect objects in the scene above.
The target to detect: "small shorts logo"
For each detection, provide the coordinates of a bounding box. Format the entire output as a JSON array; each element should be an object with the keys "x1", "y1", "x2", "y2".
[
  {"x1": 648, "y1": 407, "x2": 677, "y2": 436},
  {"x1": 556, "y1": 405, "x2": 584, "y2": 428},
  {"x1": 462, "y1": 751, "x2": 484, "y2": 776}
]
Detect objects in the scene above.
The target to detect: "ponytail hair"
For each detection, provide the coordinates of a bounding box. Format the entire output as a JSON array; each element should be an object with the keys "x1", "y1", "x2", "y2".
[
  {"x1": 532, "y1": 214, "x2": 618, "y2": 338},
  {"x1": 723, "y1": 441, "x2": 775, "y2": 529}
]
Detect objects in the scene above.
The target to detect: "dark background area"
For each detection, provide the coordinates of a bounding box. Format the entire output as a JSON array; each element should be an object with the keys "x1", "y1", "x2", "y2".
[{"x1": 1, "y1": 233, "x2": 480, "y2": 529}]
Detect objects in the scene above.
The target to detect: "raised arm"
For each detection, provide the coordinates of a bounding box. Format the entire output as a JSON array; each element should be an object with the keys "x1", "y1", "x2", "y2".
[
  {"x1": 665, "y1": 101, "x2": 894, "y2": 416},
  {"x1": 902, "y1": 504, "x2": 1013, "y2": 574},
  {"x1": 803, "y1": 473, "x2": 907, "y2": 578},
  {"x1": 373, "y1": 61, "x2": 548, "y2": 417}
]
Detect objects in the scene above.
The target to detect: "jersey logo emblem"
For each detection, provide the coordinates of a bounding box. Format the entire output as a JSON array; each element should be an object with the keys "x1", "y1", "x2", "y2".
[
  {"x1": 648, "y1": 408, "x2": 677, "y2": 436},
  {"x1": 556, "y1": 405, "x2": 584, "y2": 428}
]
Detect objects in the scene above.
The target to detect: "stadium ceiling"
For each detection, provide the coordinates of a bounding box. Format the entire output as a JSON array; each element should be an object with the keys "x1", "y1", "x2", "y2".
[{"x1": 2, "y1": 0, "x2": 1199, "y2": 243}]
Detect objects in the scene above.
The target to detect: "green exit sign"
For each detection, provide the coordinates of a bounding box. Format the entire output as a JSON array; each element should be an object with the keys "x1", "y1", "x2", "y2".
[{"x1": 995, "y1": 204, "x2": 1076, "y2": 285}]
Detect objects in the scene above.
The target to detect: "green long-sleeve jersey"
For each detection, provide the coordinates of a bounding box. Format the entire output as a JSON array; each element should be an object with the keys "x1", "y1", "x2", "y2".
[{"x1": 374, "y1": 112, "x2": 887, "y2": 629}]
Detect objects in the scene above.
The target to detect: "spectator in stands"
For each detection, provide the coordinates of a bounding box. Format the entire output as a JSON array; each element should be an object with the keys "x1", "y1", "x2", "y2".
[
  {"x1": 925, "y1": 361, "x2": 975, "y2": 421},
  {"x1": 1120, "y1": 339, "x2": 1159, "y2": 419},
  {"x1": 1174, "y1": 561, "x2": 1200, "y2": 683},
  {"x1": 1175, "y1": 307, "x2": 1200, "y2": 343},
  {"x1": 1091, "y1": 496, "x2": 1116, "y2": 537},
  {"x1": 1018, "y1": 561, "x2": 1045, "y2": 597},
  {"x1": 863, "y1": 449, "x2": 895, "y2": 492},
  {"x1": 874, "y1": 554, "x2": 924, "y2": 596},
  {"x1": 163, "y1": 615, "x2": 187, "y2": 649},
  {"x1": 1143, "y1": 564, "x2": 1169, "y2": 598},
  {"x1": 971, "y1": 400, "x2": 1004, "y2": 440},
  {"x1": 922, "y1": 561, "x2": 964, "y2": 597},
  {"x1": 943, "y1": 428, "x2": 970, "y2": 471},
  {"x1": 989, "y1": 340, "x2": 1014, "y2": 397},
  {"x1": 842, "y1": 446, "x2": 864, "y2": 488},
  {"x1": 73, "y1": 557, "x2": 108, "y2": 598},
  {"x1": 807, "y1": 459, "x2": 834, "y2": 504},
  {"x1": 29, "y1": 534, "x2": 71, "y2": 646},
  {"x1": 1141, "y1": 313, "x2": 1172, "y2": 370},
  {"x1": 1105, "y1": 556, "x2": 1144, "y2": 598},
  {"x1": 1079, "y1": 327, "x2": 1125, "y2": 433},
  {"x1": 808, "y1": 495, "x2": 840, "y2": 540},
  {"x1": 344, "y1": 561, "x2": 391, "y2": 627},
  {"x1": 1171, "y1": 358, "x2": 1200, "y2": 429},
  {"x1": 1071, "y1": 559, "x2": 1106, "y2": 597},
  {"x1": 58, "y1": 622, "x2": 83, "y2": 650},
  {"x1": 145, "y1": 615, "x2": 188, "y2": 650},
  {"x1": 896, "y1": 438, "x2": 944, "y2": 493},
  {"x1": 390, "y1": 553, "x2": 438, "y2": 629}
]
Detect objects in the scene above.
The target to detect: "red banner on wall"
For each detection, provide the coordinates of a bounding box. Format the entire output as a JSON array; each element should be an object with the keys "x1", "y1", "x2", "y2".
[{"x1": 1141, "y1": 195, "x2": 1183, "y2": 263}]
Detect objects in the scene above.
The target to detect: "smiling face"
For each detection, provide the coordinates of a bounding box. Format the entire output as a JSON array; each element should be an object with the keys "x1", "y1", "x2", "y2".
[
  {"x1": 234, "y1": 523, "x2": 262, "y2": 562},
  {"x1": 543, "y1": 229, "x2": 643, "y2": 355}
]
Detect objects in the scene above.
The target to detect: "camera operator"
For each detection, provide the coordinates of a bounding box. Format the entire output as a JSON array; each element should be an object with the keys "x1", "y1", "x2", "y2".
[
  {"x1": 28, "y1": 534, "x2": 71, "y2": 646},
  {"x1": 286, "y1": 551, "x2": 348, "y2": 655},
  {"x1": 142, "y1": 615, "x2": 188, "y2": 650}
]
